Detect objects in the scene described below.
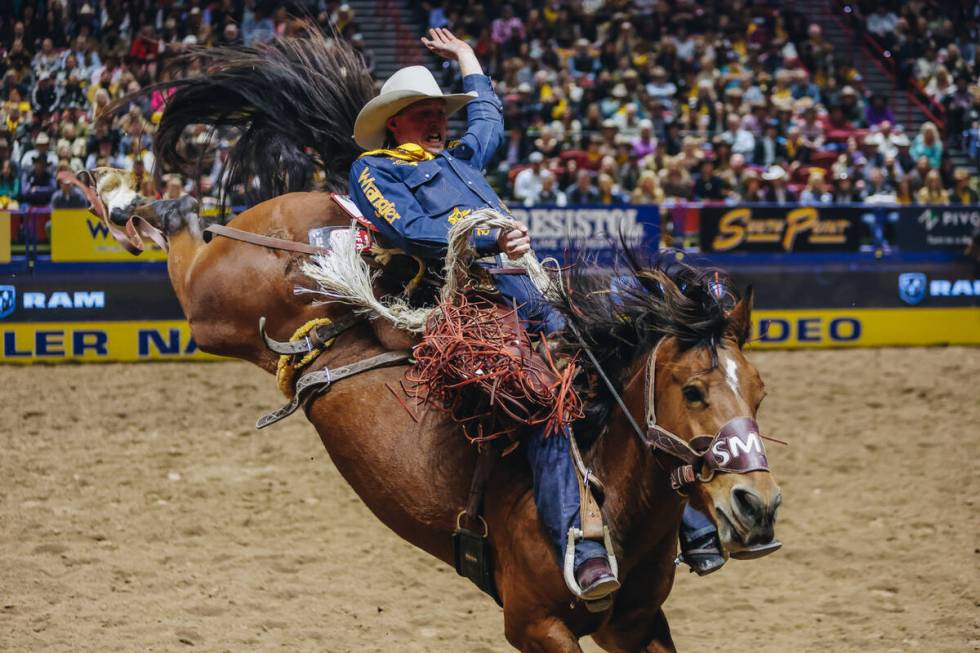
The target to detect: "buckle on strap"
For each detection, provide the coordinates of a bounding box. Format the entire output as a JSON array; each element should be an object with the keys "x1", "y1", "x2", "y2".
[{"x1": 256, "y1": 350, "x2": 410, "y2": 429}]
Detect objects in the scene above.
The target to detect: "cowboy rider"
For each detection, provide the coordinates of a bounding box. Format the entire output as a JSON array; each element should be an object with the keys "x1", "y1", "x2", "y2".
[{"x1": 347, "y1": 28, "x2": 728, "y2": 600}]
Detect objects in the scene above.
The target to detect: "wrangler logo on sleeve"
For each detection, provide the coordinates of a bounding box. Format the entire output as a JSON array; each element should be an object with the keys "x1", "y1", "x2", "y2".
[{"x1": 358, "y1": 167, "x2": 402, "y2": 223}]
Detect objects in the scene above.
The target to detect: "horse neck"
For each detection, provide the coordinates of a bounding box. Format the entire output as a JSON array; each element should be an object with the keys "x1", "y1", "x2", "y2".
[{"x1": 588, "y1": 363, "x2": 682, "y2": 558}]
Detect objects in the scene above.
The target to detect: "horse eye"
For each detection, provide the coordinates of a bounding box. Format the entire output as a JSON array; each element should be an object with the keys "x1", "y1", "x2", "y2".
[{"x1": 683, "y1": 386, "x2": 704, "y2": 403}]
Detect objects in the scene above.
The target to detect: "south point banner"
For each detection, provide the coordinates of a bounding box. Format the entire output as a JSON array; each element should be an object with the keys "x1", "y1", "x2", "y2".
[{"x1": 50, "y1": 208, "x2": 167, "y2": 262}]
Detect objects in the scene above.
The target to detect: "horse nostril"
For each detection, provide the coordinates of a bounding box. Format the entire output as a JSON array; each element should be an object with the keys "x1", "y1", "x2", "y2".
[{"x1": 732, "y1": 487, "x2": 764, "y2": 522}]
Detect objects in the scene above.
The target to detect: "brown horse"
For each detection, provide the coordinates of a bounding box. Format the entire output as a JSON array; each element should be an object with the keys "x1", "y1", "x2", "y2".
[{"x1": 99, "y1": 34, "x2": 782, "y2": 651}]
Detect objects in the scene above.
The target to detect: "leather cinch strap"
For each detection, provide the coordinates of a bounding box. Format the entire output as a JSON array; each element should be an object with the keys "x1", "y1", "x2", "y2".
[{"x1": 256, "y1": 350, "x2": 411, "y2": 429}]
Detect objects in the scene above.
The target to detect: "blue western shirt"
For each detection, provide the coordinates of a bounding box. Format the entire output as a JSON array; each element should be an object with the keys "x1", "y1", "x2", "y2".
[{"x1": 348, "y1": 74, "x2": 509, "y2": 259}]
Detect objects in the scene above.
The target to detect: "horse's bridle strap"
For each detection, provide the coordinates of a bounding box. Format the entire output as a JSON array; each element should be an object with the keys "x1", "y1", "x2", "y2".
[{"x1": 644, "y1": 339, "x2": 769, "y2": 491}]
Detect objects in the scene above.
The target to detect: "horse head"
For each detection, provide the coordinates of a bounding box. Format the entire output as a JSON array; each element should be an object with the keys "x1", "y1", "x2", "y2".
[
  {"x1": 558, "y1": 252, "x2": 781, "y2": 560},
  {"x1": 644, "y1": 289, "x2": 781, "y2": 556}
]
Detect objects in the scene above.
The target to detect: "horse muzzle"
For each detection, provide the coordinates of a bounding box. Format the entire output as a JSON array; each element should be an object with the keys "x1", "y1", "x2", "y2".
[{"x1": 712, "y1": 477, "x2": 782, "y2": 555}]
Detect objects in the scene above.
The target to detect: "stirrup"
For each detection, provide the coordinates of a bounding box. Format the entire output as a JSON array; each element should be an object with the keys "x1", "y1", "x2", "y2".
[
  {"x1": 562, "y1": 526, "x2": 620, "y2": 612},
  {"x1": 730, "y1": 539, "x2": 782, "y2": 560}
]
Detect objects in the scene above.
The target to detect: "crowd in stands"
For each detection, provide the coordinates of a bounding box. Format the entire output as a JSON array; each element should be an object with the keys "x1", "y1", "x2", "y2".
[
  {"x1": 425, "y1": 0, "x2": 980, "y2": 206},
  {"x1": 853, "y1": 1, "x2": 980, "y2": 163},
  {"x1": 0, "y1": 0, "x2": 977, "y2": 220}
]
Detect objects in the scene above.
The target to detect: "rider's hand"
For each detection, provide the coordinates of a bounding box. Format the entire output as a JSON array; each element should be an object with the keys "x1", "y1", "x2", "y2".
[
  {"x1": 421, "y1": 27, "x2": 474, "y2": 62},
  {"x1": 497, "y1": 223, "x2": 531, "y2": 260}
]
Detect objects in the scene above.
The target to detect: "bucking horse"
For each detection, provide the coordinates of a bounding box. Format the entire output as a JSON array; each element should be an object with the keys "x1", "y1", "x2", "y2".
[{"x1": 82, "y1": 33, "x2": 782, "y2": 652}]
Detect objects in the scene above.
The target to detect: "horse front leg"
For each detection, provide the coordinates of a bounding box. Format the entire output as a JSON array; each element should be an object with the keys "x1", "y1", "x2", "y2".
[{"x1": 506, "y1": 616, "x2": 585, "y2": 653}]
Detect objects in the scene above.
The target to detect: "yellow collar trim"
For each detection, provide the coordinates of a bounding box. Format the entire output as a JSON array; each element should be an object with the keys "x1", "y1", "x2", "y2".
[{"x1": 359, "y1": 142, "x2": 436, "y2": 162}]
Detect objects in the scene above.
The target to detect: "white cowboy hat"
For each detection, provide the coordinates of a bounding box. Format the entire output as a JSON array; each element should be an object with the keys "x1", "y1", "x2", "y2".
[
  {"x1": 762, "y1": 165, "x2": 787, "y2": 181},
  {"x1": 353, "y1": 66, "x2": 477, "y2": 150}
]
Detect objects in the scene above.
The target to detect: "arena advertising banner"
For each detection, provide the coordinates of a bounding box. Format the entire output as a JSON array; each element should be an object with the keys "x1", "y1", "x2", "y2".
[
  {"x1": 0, "y1": 321, "x2": 217, "y2": 363},
  {"x1": 748, "y1": 307, "x2": 980, "y2": 349},
  {"x1": 699, "y1": 205, "x2": 868, "y2": 253},
  {"x1": 892, "y1": 206, "x2": 980, "y2": 252},
  {"x1": 509, "y1": 205, "x2": 660, "y2": 261},
  {"x1": 0, "y1": 211, "x2": 10, "y2": 264},
  {"x1": 0, "y1": 274, "x2": 215, "y2": 363},
  {"x1": 50, "y1": 208, "x2": 168, "y2": 262},
  {"x1": 730, "y1": 263, "x2": 979, "y2": 309}
]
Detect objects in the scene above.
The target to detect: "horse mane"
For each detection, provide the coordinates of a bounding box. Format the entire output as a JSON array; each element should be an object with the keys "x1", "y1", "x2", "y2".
[
  {"x1": 554, "y1": 247, "x2": 740, "y2": 388},
  {"x1": 111, "y1": 28, "x2": 374, "y2": 207}
]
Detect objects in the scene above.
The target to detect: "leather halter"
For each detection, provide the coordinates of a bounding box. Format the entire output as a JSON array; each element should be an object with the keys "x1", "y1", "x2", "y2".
[{"x1": 642, "y1": 338, "x2": 771, "y2": 493}]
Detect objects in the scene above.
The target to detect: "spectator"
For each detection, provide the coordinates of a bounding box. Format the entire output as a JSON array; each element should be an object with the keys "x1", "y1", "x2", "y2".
[
  {"x1": 566, "y1": 169, "x2": 599, "y2": 204},
  {"x1": 910, "y1": 122, "x2": 944, "y2": 169},
  {"x1": 0, "y1": 159, "x2": 20, "y2": 208},
  {"x1": 595, "y1": 173, "x2": 626, "y2": 205},
  {"x1": 950, "y1": 168, "x2": 979, "y2": 205},
  {"x1": 738, "y1": 169, "x2": 766, "y2": 202},
  {"x1": 799, "y1": 169, "x2": 832, "y2": 205},
  {"x1": 916, "y1": 169, "x2": 950, "y2": 204},
  {"x1": 162, "y1": 174, "x2": 186, "y2": 200},
  {"x1": 895, "y1": 174, "x2": 916, "y2": 204},
  {"x1": 51, "y1": 174, "x2": 88, "y2": 208},
  {"x1": 762, "y1": 166, "x2": 797, "y2": 204},
  {"x1": 20, "y1": 132, "x2": 57, "y2": 171},
  {"x1": 863, "y1": 167, "x2": 897, "y2": 202},
  {"x1": 537, "y1": 171, "x2": 567, "y2": 206},
  {"x1": 893, "y1": 134, "x2": 915, "y2": 172},
  {"x1": 754, "y1": 120, "x2": 787, "y2": 167},
  {"x1": 719, "y1": 114, "x2": 755, "y2": 159},
  {"x1": 20, "y1": 156, "x2": 56, "y2": 206},
  {"x1": 865, "y1": 94, "x2": 895, "y2": 128},
  {"x1": 832, "y1": 172, "x2": 862, "y2": 203},
  {"x1": 491, "y1": 5, "x2": 525, "y2": 60},
  {"x1": 692, "y1": 158, "x2": 725, "y2": 201},
  {"x1": 630, "y1": 170, "x2": 665, "y2": 204},
  {"x1": 514, "y1": 151, "x2": 547, "y2": 205}
]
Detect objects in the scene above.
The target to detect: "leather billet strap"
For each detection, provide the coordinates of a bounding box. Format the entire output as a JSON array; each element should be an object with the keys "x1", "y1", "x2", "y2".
[
  {"x1": 643, "y1": 338, "x2": 769, "y2": 492},
  {"x1": 205, "y1": 223, "x2": 329, "y2": 256},
  {"x1": 259, "y1": 314, "x2": 363, "y2": 356},
  {"x1": 256, "y1": 350, "x2": 410, "y2": 429}
]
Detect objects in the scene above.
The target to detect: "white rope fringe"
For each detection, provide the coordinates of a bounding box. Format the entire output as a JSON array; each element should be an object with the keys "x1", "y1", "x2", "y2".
[{"x1": 300, "y1": 209, "x2": 558, "y2": 333}]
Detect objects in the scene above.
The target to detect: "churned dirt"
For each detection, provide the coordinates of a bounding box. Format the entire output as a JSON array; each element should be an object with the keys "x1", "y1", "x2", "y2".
[{"x1": 1, "y1": 347, "x2": 977, "y2": 653}]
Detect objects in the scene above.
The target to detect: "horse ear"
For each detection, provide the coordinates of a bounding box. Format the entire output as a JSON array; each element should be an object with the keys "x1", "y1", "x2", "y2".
[{"x1": 727, "y1": 285, "x2": 753, "y2": 347}]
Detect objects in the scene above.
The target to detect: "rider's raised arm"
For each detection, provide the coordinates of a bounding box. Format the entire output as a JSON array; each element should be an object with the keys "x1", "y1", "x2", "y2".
[
  {"x1": 422, "y1": 28, "x2": 505, "y2": 171},
  {"x1": 348, "y1": 157, "x2": 498, "y2": 260},
  {"x1": 454, "y1": 75, "x2": 505, "y2": 171}
]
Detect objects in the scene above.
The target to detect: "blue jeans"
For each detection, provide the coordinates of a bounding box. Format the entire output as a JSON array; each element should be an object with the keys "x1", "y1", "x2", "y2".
[
  {"x1": 681, "y1": 503, "x2": 717, "y2": 545},
  {"x1": 524, "y1": 425, "x2": 607, "y2": 569}
]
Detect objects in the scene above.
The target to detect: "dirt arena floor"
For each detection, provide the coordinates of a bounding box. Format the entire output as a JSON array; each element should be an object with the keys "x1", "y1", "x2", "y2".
[{"x1": 1, "y1": 347, "x2": 977, "y2": 652}]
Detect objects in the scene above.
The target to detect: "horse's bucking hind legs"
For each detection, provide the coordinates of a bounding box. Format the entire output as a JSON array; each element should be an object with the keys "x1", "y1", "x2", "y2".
[{"x1": 90, "y1": 170, "x2": 352, "y2": 370}]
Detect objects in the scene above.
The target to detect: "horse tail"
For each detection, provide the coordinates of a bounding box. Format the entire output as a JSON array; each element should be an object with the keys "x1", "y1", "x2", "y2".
[{"x1": 115, "y1": 30, "x2": 374, "y2": 206}]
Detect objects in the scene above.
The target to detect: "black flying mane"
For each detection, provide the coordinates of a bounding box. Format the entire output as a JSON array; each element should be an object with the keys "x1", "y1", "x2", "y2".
[
  {"x1": 554, "y1": 248, "x2": 741, "y2": 389},
  {"x1": 112, "y1": 29, "x2": 374, "y2": 207}
]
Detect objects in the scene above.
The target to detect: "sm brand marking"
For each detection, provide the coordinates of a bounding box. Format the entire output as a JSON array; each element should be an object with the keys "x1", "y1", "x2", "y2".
[{"x1": 711, "y1": 432, "x2": 763, "y2": 467}]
